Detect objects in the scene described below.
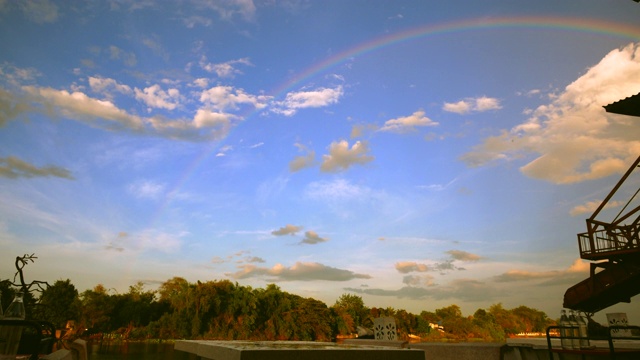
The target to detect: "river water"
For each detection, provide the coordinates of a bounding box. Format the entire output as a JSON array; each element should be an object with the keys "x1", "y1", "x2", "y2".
[{"x1": 88, "y1": 341, "x2": 197, "y2": 360}]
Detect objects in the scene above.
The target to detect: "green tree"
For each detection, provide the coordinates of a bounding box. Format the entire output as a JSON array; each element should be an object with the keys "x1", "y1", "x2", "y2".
[
  {"x1": 332, "y1": 294, "x2": 369, "y2": 332},
  {"x1": 435, "y1": 304, "x2": 462, "y2": 320},
  {"x1": 435, "y1": 304, "x2": 474, "y2": 339},
  {"x1": 394, "y1": 309, "x2": 417, "y2": 338},
  {"x1": 80, "y1": 284, "x2": 114, "y2": 332},
  {"x1": 37, "y1": 279, "x2": 80, "y2": 328},
  {"x1": 489, "y1": 303, "x2": 523, "y2": 335},
  {"x1": 110, "y1": 282, "x2": 158, "y2": 331},
  {"x1": 511, "y1": 305, "x2": 550, "y2": 333},
  {"x1": 472, "y1": 308, "x2": 505, "y2": 341}
]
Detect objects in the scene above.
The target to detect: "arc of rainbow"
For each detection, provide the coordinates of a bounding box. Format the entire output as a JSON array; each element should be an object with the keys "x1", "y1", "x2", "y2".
[
  {"x1": 153, "y1": 15, "x2": 640, "y2": 227},
  {"x1": 271, "y1": 16, "x2": 640, "y2": 98}
]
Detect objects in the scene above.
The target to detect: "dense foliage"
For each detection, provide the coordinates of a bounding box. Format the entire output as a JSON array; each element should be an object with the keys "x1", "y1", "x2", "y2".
[{"x1": 1, "y1": 277, "x2": 555, "y2": 342}]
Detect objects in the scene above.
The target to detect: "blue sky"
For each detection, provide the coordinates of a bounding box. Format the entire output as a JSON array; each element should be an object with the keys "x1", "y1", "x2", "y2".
[{"x1": 1, "y1": 0, "x2": 640, "y2": 323}]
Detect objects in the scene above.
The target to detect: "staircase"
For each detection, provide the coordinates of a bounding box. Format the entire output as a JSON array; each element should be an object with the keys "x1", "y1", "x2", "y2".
[{"x1": 563, "y1": 156, "x2": 640, "y2": 313}]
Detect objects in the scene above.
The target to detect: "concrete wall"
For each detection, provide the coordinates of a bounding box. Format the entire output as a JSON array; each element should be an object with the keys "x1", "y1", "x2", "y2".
[{"x1": 408, "y1": 342, "x2": 507, "y2": 360}]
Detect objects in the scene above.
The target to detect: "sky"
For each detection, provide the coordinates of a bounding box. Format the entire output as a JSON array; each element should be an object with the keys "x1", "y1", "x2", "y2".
[{"x1": 1, "y1": 0, "x2": 640, "y2": 324}]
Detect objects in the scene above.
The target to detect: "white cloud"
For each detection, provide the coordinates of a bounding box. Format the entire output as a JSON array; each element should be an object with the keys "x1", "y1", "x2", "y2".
[
  {"x1": 226, "y1": 261, "x2": 371, "y2": 281},
  {"x1": 192, "y1": 78, "x2": 210, "y2": 88},
  {"x1": 442, "y1": 100, "x2": 470, "y2": 114},
  {"x1": 570, "y1": 199, "x2": 624, "y2": 216},
  {"x1": 300, "y1": 230, "x2": 328, "y2": 245},
  {"x1": 273, "y1": 86, "x2": 343, "y2": 116},
  {"x1": 197, "y1": 0, "x2": 257, "y2": 21},
  {"x1": 305, "y1": 178, "x2": 371, "y2": 201},
  {"x1": 379, "y1": 110, "x2": 438, "y2": 132},
  {"x1": 107, "y1": 229, "x2": 184, "y2": 254},
  {"x1": 141, "y1": 36, "x2": 169, "y2": 62},
  {"x1": 200, "y1": 57, "x2": 253, "y2": 78},
  {"x1": 23, "y1": 86, "x2": 145, "y2": 130},
  {"x1": 215, "y1": 145, "x2": 233, "y2": 157},
  {"x1": 89, "y1": 76, "x2": 133, "y2": 99},
  {"x1": 475, "y1": 96, "x2": 502, "y2": 111},
  {"x1": 108, "y1": 45, "x2": 137, "y2": 67},
  {"x1": 320, "y1": 140, "x2": 374, "y2": 172},
  {"x1": 20, "y1": 0, "x2": 59, "y2": 24},
  {"x1": 128, "y1": 180, "x2": 166, "y2": 200},
  {"x1": 4, "y1": 84, "x2": 252, "y2": 142},
  {"x1": 272, "y1": 224, "x2": 303, "y2": 236},
  {"x1": 446, "y1": 249, "x2": 482, "y2": 262},
  {"x1": 200, "y1": 85, "x2": 270, "y2": 111},
  {"x1": 351, "y1": 124, "x2": 378, "y2": 138},
  {"x1": 493, "y1": 258, "x2": 589, "y2": 283},
  {"x1": 395, "y1": 261, "x2": 430, "y2": 273},
  {"x1": 193, "y1": 109, "x2": 232, "y2": 129},
  {"x1": 183, "y1": 15, "x2": 212, "y2": 28},
  {"x1": 135, "y1": 84, "x2": 181, "y2": 111},
  {"x1": 0, "y1": 63, "x2": 40, "y2": 86},
  {"x1": 346, "y1": 279, "x2": 499, "y2": 302},
  {"x1": 402, "y1": 274, "x2": 435, "y2": 287},
  {"x1": 289, "y1": 143, "x2": 316, "y2": 172},
  {"x1": 245, "y1": 256, "x2": 265, "y2": 263},
  {"x1": 443, "y1": 96, "x2": 502, "y2": 114},
  {"x1": 462, "y1": 42, "x2": 640, "y2": 184}
]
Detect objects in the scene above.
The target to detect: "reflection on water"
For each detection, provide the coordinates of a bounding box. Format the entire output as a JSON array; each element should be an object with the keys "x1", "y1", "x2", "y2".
[{"x1": 89, "y1": 341, "x2": 197, "y2": 360}]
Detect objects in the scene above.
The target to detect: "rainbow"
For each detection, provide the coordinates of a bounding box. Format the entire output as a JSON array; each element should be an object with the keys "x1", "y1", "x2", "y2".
[
  {"x1": 154, "y1": 16, "x2": 640, "y2": 224},
  {"x1": 271, "y1": 16, "x2": 640, "y2": 98}
]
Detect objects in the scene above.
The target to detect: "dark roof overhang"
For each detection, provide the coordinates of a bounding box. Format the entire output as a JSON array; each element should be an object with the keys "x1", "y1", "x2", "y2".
[{"x1": 604, "y1": 92, "x2": 640, "y2": 117}]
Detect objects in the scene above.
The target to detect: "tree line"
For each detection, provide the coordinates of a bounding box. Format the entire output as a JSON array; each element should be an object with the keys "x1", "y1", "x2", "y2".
[{"x1": 1, "y1": 276, "x2": 555, "y2": 342}]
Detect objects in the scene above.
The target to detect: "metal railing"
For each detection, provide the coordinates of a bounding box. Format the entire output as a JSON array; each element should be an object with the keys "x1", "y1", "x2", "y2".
[
  {"x1": 578, "y1": 227, "x2": 640, "y2": 259},
  {"x1": 546, "y1": 325, "x2": 640, "y2": 360}
]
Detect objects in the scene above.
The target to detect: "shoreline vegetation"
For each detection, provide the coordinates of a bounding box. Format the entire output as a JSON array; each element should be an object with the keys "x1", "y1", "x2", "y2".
[{"x1": 2, "y1": 276, "x2": 556, "y2": 344}]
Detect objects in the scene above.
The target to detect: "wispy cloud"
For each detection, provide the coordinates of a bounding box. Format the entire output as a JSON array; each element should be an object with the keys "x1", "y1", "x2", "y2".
[
  {"x1": 346, "y1": 278, "x2": 498, "y2": 302},
  {"x1": 0, "y1": 156, "x2": 73, "y2": 179},
  {"x1": 395, "y1": 250, "x2": 481, "y2": 275},
  {"x1": 271, "y1": 224, "x2": 303, "y2": 236},
  {"x1": 105, "y1": 229, "x2": 185, "y2": 254},
  {"x1": 183, "y1": 15, "x2": 212, "y2": 28},
  {"x1": 17, "y1": 0, "x2": 59, "y2": 24},
  {"x1": 226, "y1": 261, "x2": 371, "y2": 281},
  {"x1": 443, "y1": 96, "x2": 502, "y2": 114},
  {"x1": 108, "y1": 45, "x2": 137, "y2": 67},
  {"x1": 199, "y1": 56, "x2": 253, "y2": 78},
  {"x1": 402, "y1": 274, "x2": 435, "y2": 287},
  {"x1": 570, "y1": 199, "x2": 624, "y2": 216},
  {"x1": 395, "y1": 261, "x2": 429, "y2": 273},
  {"x1": 446, "y1": 249, "x2": 482, "y2": 262},
  {"x1": 195, "y1": 0, "x2": 257, "y2": 21},
  {"x1": 305, "y1": 178, "x2": 371, "y2": 201},
  {"x1": 128, "y1": 180, "x2": 166, "y2": 200},
  {"x1": 493, "y1": 258, "x2": 589, "y2": 283},
  {"x1": 89, "y1": 76, "x2": 133, "y2": 99},
  {"x1": 379, "y1": 110, "x2": 438, "y2": 132},
  {"x1": 289, "y1": 143, "x2": 316, "y2": 172}
]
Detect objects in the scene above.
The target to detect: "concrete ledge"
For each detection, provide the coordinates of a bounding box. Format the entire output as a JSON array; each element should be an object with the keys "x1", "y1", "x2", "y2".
[
  {"x1": 41, "y1": 339, "x2": 88, "y2": 360},
  {"x1": 342, "y1": 339, "x2": 408, "y2": 348},
  {"x1": 175, "y1": 340, "x2": 424, "y2": 360},
  {"x1": 69, "y1": 339, "x2": 88, "y2": 360},
  {"x1": 41, "y1": 349, "x2": 73, "y2": 360},
  {"x1": 408, "y1": 342, "x2": 507, "y2": 360}
]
